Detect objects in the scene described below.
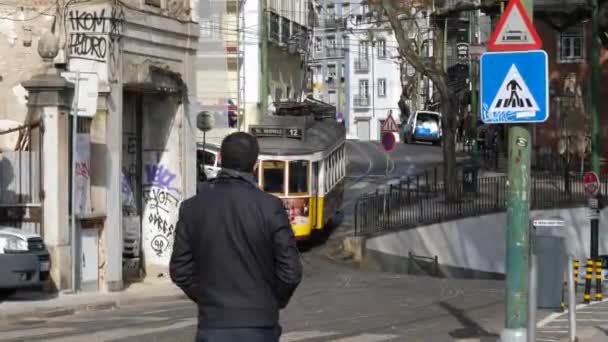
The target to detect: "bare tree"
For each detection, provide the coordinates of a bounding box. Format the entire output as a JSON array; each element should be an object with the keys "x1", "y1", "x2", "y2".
[{"x1": 369, "y1": 0, "x2": 460, "y2": 199}]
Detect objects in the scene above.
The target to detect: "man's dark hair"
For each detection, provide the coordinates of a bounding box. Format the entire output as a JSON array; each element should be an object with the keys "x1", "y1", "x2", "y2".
[{"x1": 220, "y1": 132, "x2": 259, "y2": 172}]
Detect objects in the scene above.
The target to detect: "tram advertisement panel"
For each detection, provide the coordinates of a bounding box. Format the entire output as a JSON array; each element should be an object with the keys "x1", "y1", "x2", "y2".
[{"x1": 282, "y1": 198, "x2": 310, "y2": 226}]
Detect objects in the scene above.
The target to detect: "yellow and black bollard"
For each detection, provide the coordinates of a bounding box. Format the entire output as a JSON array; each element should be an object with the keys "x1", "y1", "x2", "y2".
[
  {"x1": 595, "y1": 259, "x2": 603, "y2": 301},
  {"x1": 573, "y1": 260, "x2": 579, "y2": 291},
  {"x1": 584, "y1": 259, "x2": 593, "y2": 303}
]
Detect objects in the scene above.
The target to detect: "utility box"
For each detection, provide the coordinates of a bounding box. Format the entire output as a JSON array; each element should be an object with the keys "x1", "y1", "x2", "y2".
[{"x1": 533, "y1": 227, "x2": 566, "y2": 309}]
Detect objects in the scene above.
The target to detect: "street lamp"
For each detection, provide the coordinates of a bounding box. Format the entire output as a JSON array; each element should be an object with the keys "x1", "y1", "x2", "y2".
[
  {"x1": 37, "y1": 31, "x2": 59, "y2": 69},
  {"x1": 196, "y1": 111, "x2": 214, "y2": 178}
]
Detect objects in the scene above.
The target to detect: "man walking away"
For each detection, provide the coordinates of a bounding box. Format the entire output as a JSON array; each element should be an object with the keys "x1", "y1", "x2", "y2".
[{"x1": 170, "y1": 132, "x2": 303, "y2": 342}]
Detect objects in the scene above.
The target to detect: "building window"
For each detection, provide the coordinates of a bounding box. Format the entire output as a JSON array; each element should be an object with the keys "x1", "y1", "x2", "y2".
[
  {"x1": 341, "y1": 63, "x2": 346, "y2": 78},
  {"x1": 286, "y1": 86, "x2": 292, "y2": 100},
  {"x1": 378, "y1": 79, "x2": 386, "y2": 97},
  {"x1": 377, "y1": 39, "x2": 386, "y2": 58},
  {"x1": 341, "y1": 3, "x2": 350, "y2": 16},
  {"x1": 361, "y1": 3, "x2": 369, "y2": 15},
  {"x1": 275, "y1": 87, "x2": 283, "y2": 102},
  {"x1": 145, "y1": 0, "x2": 161, "y2": 8},
  {"x1": 328, "y1": 64, "x2": 337, "y2": 78},
  {"x1": 359, "y1": 79, "x2": 369, "y2": 98},
  {"x1": 315, "y1": 37, "x2": 322, "y2": 52},
  {"x1": 327, "y1": 36, "x2": 336, "y2": 55},
  {"x1": 326, "y1": 4, "x2": 335, "y2": 16},
  {"x1": 559, "y1": 26, "x2": 584, "y2": 63},
  {"x1": 359, "y1": 40, "x2": 369, "y2": 60}
]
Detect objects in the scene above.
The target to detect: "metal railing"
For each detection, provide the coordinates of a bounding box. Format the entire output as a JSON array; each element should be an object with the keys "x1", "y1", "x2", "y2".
[
  {"x1": 353, "y1": 94, "x2": 370, "y2": 107},
  {"x1": 354, "y1": 58, "x2": 369, "y2": 72},
  {"x1": 354, "y1": 172, "x2": 607, "y2": 236},
  {"x1": 325, "y1": 48, "x2": 344, "y2": 58}
]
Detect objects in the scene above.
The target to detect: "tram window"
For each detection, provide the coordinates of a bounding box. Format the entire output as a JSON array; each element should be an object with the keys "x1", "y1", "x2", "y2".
[
  {"x1": 289, "y1": 160, "x2": 309, "y2": 195},
  {"x1": 262, "y1": 160, "x2": 285, "y2": 194}
]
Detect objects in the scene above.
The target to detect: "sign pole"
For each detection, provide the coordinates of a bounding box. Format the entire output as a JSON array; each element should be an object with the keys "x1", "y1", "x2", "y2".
[
  {"x1": 503, "y1": 0, "x2": 533, "y2": 339},
  {"x1": 70, "y1": 70, "x2": 80, "y2": 294},
  {"x1": 591, "y1": 0, "x2": 601, "y2": 265}
]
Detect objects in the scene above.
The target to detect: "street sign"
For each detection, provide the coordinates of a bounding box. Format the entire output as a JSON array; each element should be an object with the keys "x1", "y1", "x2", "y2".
[
  {"x1": 381, "y1": 132, "x2": 396, "y2": 152},
  {"x1": 480, "y1": 50, "x2": 549, "y2": 124},
  {"x1": 381, "y1": 111, "x2": 398, "y2": 132},
  {"x1": 61, "y1": 72, "x2": 98, "y2": 118},
  {"x1": 532, "y1": 219, "x2": 565, "y2": 227},
  {"x1": 488, "y1": 0, "x2": 542, "y2": 51},
  {"x1": 583, "y1": 171, "x2": 600, "y2": 198}
]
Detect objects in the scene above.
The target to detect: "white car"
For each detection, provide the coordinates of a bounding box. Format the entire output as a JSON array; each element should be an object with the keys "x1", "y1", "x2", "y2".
[{"x1": 0, "y1": 228, "x2": 49, "y2": 297}]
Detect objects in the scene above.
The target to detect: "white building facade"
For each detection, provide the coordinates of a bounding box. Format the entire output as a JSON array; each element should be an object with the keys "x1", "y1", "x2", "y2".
[{"x1": 344, "y1": 4, "x2": 401, "y2": 141}]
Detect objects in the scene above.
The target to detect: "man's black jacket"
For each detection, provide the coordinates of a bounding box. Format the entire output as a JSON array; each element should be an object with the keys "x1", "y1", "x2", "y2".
[{"x1": 170, "y1": 169, "x2": 303, "y2": 329}]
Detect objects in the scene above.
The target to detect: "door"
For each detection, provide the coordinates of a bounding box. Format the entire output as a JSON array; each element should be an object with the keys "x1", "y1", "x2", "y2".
[
  {"x1": 311, "y1": 161, "x2": 319, "y2": 229},
  {"x1": 121, "y1": 93, "x2": 143, "y2": 279},
  {"x1": 357, "y1": 120, "x2": 370, "y2": 141},
  {"x1": 80, "y1": 228, "x2": 98, "y2": 292}
]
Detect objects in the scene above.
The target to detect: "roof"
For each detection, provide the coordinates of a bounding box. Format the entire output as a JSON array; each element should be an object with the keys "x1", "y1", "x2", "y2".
[{"x1": 253, "y1": 115, "x2": 345, "y2": 156}]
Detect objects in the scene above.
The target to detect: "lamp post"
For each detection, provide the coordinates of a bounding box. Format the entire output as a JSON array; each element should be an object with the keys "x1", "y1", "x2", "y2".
[{"x1": 197, "y1": 111, "x2": 214, "y2": 179}]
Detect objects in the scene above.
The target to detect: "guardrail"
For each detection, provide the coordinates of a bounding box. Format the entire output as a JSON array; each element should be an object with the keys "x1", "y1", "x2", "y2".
[{"x1": 354, "y1": 172, "x2": 608, "y2": 236}]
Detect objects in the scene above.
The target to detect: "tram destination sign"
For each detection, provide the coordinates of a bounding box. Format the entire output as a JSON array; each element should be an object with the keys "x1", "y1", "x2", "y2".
[{"x1": 250, "y1": 126, "x2": 304, "y2": 139}]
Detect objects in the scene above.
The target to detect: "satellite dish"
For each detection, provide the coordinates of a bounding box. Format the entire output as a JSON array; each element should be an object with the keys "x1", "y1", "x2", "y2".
[{"x1": 197, "y1": 111, "x2": 214, "y2": 132}]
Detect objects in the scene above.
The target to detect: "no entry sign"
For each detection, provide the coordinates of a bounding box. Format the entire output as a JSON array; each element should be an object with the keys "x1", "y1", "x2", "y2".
[
  {"x1": 583, "y1": 171, "x2": 600, "y2": 198},
  {"x1": 381, "y1": 132, "x2": 396, "y2": 152}
]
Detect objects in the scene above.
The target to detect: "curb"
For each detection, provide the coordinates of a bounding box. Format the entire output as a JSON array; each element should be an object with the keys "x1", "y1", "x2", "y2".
[{"x1": 0, "y1": 291, "x2": 188, "y2": 321}]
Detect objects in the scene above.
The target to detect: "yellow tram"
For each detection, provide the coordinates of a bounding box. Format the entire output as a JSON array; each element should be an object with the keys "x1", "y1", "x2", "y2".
[{"x1": 197, "y1": 113, "x2": 346, "y2": 240}]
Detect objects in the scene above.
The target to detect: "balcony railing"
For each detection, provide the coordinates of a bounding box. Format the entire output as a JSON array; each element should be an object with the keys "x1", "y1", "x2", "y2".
[
  {"x1": 354, "y1": 95, "x2": 370, "y2": 107},
  {"x1": 354, "y1": 58, "x2": 369, "y2": 73},
  {"x1": 324, "y1": 17, "x2": 346, "y2": 28},
  {"x1": 325, "y1": 48, "x2": 344, "y2": 58}
]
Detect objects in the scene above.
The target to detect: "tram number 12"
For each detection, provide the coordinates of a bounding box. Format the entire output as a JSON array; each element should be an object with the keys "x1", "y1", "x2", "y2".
[{"x1": 287, "y1": 128, "x2": 302, "y2": 139}]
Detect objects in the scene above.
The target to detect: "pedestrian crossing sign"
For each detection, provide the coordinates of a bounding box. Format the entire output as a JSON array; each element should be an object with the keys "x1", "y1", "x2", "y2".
[{"x1": 480, "y1": 50, "x2": 548, "y2": 124}]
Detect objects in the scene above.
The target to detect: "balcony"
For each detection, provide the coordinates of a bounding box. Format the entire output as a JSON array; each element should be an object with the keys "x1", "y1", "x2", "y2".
[
  {"x1": 326, "y1": 77, "x2": 337, "y2": 89},
  {"x1": 354, "y1": 95, "x2": 370, "y2": 107},
  {"x1": 354, "y1": 58, "x2": 369, "y2": 73},
  {"x1": 324, "y1": 17, "x2": 346, "y2": 29},
  {"x1": 325, "y1": 48, "x2": 344, "y2": 58}
]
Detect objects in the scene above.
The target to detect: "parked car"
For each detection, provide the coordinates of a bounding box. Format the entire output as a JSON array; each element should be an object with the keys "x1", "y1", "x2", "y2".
[
  {"x1": 0, "y1": 227, "x2": 50, "y2": 298},
  {"x1": 403, "y1": 111, "x2": 442, "y2": 146}
]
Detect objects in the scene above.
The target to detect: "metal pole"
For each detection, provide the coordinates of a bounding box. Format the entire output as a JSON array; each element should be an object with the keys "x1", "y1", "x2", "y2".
[
  {"x1": 568, "y1": 254, "x2": 577, "y2": 342},
  {"x1": 503, "y1": 1, "x2": 533, "y2": 340},
  {"x1": 70, "y1": 70, "x2": 80, "y2": 293},
  {"x1": 259, "y1": 0, "x2": 269, "y2": 118},
  {"x1": 590, "y1": 0, "x2": 601, "y2": 262},
  {"x1": 527, "y1": 245, "x2": 537, "y2": 342}
]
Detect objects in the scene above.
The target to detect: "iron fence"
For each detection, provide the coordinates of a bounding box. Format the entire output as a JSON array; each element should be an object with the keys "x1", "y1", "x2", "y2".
[{"x1": 354, "y1": 172, "x2": 607, "y2": 236}]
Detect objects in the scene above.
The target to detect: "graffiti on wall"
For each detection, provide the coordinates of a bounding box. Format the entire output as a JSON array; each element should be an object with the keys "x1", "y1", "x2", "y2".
[
  {"x1": 67, "y1": 5, "x2": 124, "y2": 62},
  {"x1": 142, "y1": 162, "x2": 181, "y2": 259}
]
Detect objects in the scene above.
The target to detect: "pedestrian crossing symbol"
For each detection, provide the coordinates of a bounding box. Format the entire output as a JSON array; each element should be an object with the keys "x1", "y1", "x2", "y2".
[
  {"x1": 489, "y1": 64, "x2": 539, "y2": 117},
  {"x1": 480, "y1": 50, "x2": 548, "y2": 124}
]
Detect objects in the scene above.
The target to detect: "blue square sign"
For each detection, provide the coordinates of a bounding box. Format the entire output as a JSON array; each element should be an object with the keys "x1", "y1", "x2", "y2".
[{"x1": 480, "y1": 50, "x2": 549, "y2": 124}]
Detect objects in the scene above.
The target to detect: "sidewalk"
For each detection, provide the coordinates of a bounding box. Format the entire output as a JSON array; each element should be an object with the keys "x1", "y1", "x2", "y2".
[
  {"x1": 0, "y1": 276, "x2": 186, "y2": 321},
  {"x1": 537, "y1": 297, "x2": 608, "y2": 342}
]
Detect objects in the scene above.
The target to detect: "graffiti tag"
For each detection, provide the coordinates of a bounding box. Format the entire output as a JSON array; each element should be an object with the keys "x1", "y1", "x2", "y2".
[
  {"x1": 150, "y1": 234, "x2": 170, "y2": 257},
  {"x1": 145, "y1": 164, "x2": 177, "y2": 190},
  {"x1": 67, "y1": 6, "x2": 124, "y2": 62}
]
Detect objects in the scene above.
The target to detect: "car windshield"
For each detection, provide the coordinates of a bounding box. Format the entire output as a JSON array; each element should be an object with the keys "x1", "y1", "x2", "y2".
[{"x1": 417, "y1": 113, "x2": 439, "y2": 122}]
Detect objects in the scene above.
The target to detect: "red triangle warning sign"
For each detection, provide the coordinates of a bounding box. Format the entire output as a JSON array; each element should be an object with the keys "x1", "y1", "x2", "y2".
[
  {"x1": 488, "y1": 0, "x2": 542, "y2": 52},
  {"x1": 381, "y1": 113, "x2": 398, "y2": 132}
]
